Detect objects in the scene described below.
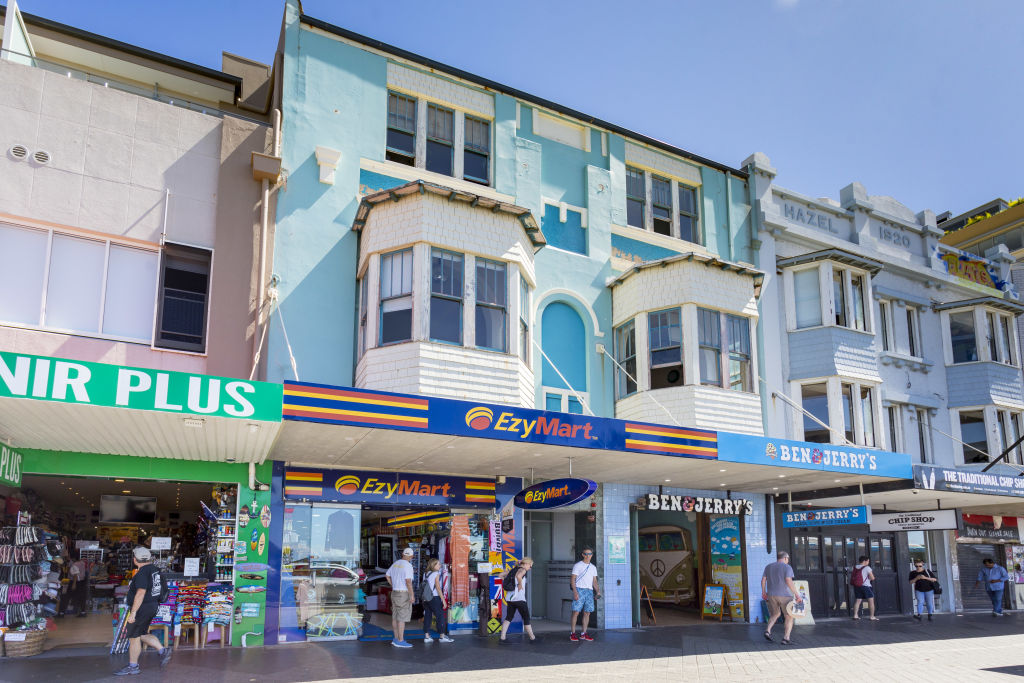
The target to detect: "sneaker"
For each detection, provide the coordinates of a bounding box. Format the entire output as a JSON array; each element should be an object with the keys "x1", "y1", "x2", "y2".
[
  {"x1": 423, "y1": 634, "x2": 434, "y2": 643},
  {"x1": 391, "y1": 640, "x2": 413, "y2": 648},
  {"x1": 913, "y1": 614, "x2": 921, "y2": 621},
  {"x1": 439, "y1": 635, "x2": 454, "y2": 643},
  {"x1": 113, "y1": 665, "x2": 141, "y2": 676},
  {"x1": 569, "y1": 632, "x2": 579, "y2": 642},
  {"x1": 160, "y1": 646, "x2": 173, "y2": 667},
  {"x1": 927, "y1": 614, "x2": 932, "y2": 621},
  {"x1": 580, "y1": 632, "x2": 594, "y2": 641}
]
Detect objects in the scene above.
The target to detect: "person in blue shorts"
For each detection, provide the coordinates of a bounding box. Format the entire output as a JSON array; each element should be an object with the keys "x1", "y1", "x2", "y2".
[{"x1": 569, "y1": 547, "x2": 600, "y2": 642}]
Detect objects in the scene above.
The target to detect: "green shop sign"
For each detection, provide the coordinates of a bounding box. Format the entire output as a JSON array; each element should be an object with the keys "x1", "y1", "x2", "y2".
[
  {"x1": 0, "y1": 444, "x2": 23, "y2": 487},
  {"x1": 0, "y1": 351, "x2": 282, "y2": 422}
]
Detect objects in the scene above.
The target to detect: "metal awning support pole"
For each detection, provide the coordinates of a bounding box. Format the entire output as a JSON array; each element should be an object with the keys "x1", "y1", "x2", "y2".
[
  {"x1": 859, "y1": 483, "x2": 865, "y2": 507},
  {"x1": 787, "y1": 490, "x2": 793, "y2": 512}
]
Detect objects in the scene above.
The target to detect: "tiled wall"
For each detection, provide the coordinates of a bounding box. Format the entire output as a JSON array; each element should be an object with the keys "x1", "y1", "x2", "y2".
[{"x1": 600, "y1": 482, "x2": 772, "y2": 628}]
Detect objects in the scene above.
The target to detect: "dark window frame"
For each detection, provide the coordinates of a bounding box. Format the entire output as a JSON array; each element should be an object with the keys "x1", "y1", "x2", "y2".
[
  {"x1": 464, "y1": 115, "x2": 491, "y2": 185},
  {"x1": 626, "y1": 166, "x2": 645, "y2": 229},
  {"x1": 155, "y1": 243, "x2": 211, "y2": 353},
  {"x1": 677, "y1": 184, "x2": 700, "y2": 244},
  {"x1": 426, "y1": 103, "x2": 454, "y2": 176},
  {"x1": 386, "y1": 91, "x2": 417, "y2": 166},
  {"x1": 651, "y1": 175, "x2": 672, "y2": 236}
]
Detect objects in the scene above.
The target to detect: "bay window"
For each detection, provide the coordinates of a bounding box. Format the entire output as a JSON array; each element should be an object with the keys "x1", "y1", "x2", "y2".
[
  {"x1": 475, "y1": 258, "x2": 507, "y2": 351},
  {"x1": 727, "y1": 315, "x2": 752, "y2": 392},
  {"x1": 379, "y1": 249, "x2": 414, "y2": 345},
  {"x1": 519, "y1": 277, "x2": 530, "y2": 364},
  {"x1": 799, "y1": 379, "x2": 878, "y2": 446},
  {"x1": 949, "y1": 310, "x2": 977, "y2": 363},
  {"x1": 696, "y1": 309, "x2": 753, "y2": 392},
  {"x1": 793, "y1": 268, "x2": 822, "y2": 329},
  {"x1": 959, "y1": 410, "x2": 988, "y2": 463},
  {"x1": 614, "y1": 320, "x2": 637, "y2": 398},
  {"x1": 430, "y1": 249, "x2": 463, "y2": 344},
  {"x1": 801, "y1": 383, "x2": 830, "y2": 443},
  {"x1": 697, "y1": 308, "x2": 721, "y2": 387},
  {"x1": 648, "y1": 307, "x2": 682, "y2": 389}
]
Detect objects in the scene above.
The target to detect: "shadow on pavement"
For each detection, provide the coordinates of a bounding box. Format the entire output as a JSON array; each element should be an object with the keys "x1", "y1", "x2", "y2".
[{"x1": 2, "y1": 613, "x2": 1021, "y2": 682}]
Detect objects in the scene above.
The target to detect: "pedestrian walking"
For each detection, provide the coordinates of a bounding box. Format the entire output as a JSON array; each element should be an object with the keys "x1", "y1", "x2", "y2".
[
  {"x1": 975, "y1": 558, "x2": 1010, "y2": 616},
  {"x1": 851, "y1": 555, "x2": 878, "y2": 620},
  {"x1": 760, "y1": 550, "x2": 804, "y2": 645},
  {"x1": 386, "y1": 547, "x2": 416, "y2": 648},
  {"x1": 909, "y1": 561, "x2": 939, "y2": 621},
  {"x1": 500, "y1": 557, "x2": 536, "y2": 642},
  {"x1": 112, "y1": 547, "x2": 172, "y2": 676},
  {"x1": 569, "y1": 547, "x2": 600, "y2": 642},
  {"x1": 420, "y1": 558, "x2": 453, "y2": 643}
]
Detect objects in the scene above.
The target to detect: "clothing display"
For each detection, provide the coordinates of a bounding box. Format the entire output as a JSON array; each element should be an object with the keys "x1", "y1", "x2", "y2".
[{"x1": 0, "y1": 525, "x2": 52, "y2": 631}]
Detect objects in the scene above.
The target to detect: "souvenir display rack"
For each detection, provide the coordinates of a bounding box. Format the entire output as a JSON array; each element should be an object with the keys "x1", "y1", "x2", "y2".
[{"x1": 0, "y1": 525, "x2": 52, "y2": 656}]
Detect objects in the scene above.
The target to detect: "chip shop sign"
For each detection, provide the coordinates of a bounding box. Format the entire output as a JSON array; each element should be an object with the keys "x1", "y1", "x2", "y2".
[
  {"x1": 514, "y1": 478, "x2": 597, "y2": 510},
  {"x1": 0, "y1": 444, "x2": 23, "y2": 488},
  {"x1": 782, "y1": 506, "x2": 870, "y2": 528},
  {"x1": 0, "y1": 351, "x2": 282, "y2": 421},
  {"x1": 869, "y1": 509, "x2": 958, "y2": 532}
]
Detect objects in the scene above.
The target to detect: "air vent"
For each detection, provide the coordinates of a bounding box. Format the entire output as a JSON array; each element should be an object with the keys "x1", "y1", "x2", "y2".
[
  {"x1": 33, "y1": 150, "x2": 51, "y2": 166},
  {"x1": 9, "y1": 145, "x2": 28, "y2": 160}
]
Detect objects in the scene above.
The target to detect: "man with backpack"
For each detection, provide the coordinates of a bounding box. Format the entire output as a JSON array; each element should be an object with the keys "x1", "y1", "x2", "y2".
[
  {"x1": 113, "y1": 547, "x2": 172, "y2": 675},
  {"x1": 851, "y1": 555, "x2": 878, "y2": 620}
]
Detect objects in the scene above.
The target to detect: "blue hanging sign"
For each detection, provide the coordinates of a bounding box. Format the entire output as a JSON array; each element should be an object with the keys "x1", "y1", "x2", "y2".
[
  {"x1": 782, "y1": 506, "x2": 871, "y2": 528},
  {"x1": 513, "y1": 478, "x2": 597, "y2": 510}
]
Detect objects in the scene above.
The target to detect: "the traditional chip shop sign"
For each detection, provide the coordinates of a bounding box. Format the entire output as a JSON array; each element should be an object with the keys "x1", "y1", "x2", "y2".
[
  {"x1": 514, "y1": 478, "x2": 597, "y2": 510},
  {"x1": 782, "y1": 506, "x2": 870, "y2": 528},
  {"x1": 0, "y1": 351, "x2": 282, "y2": 421},
  {"x1": 0, "y1": 444, "x2": 23, "y2": 488},
  {"x1": 869, "y1": 509, "x2": 958, "y2": 532},
  {"x1": 645, "y1": 493, "x2": 754, "y2": 516}
]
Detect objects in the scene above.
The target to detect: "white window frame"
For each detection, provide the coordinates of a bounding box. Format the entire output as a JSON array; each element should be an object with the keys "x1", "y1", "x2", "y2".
[
  {"x1": 886, "y1": 404, "x2": 902, "y2": 452},
  {"x1": 953, "y1": 406, "x2": 992, "y2": 465},
  {"x1": 793, "y1": 377, "x2": 881, "y2": 447},
  {"x1": 614, "y1": 318, "x2": 637, "y2": 399},
  {"x1": 542, "y1": 387, "x2": 589, "y2": 415},
  {"x1": 518, "y1": 275, "x2": 531, "y2": 366},
  {"x1": 878, "y1": 299, "x2": 893, "y2": 352},
  {"x1": 624, "y1": 166, "x2": 703, "y2": 245},
  {"x1": 914, "y1": 408, "x2": 933, "y2": 464},
  {"x1": 0, "y1": 222, "x2": 162, "y2": 346},
  {"x1": 783, "y1": 262, "x2": 873, "y2": 334},
  {"x1": 905, "y1": 305, "x2": 921, "y2": 358}
]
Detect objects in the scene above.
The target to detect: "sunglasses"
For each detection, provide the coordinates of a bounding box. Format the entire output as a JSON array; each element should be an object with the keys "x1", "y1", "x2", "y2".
[{"x1": 583, "y1": 552, "x2": 593, "y2": 556}]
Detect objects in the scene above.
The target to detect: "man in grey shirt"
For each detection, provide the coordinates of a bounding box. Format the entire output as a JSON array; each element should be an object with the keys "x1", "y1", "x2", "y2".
[{"x1": 761, "y1": 550, "x2": 804, "y2": 645}]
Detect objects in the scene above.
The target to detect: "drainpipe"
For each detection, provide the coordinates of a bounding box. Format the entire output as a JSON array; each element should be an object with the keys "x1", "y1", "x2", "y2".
[
  {"x1": 724, "y1": 171, "x2": 734, "y2": 262},
  {"x1": 252, "y1": 109, "x2": 282, "y2": 376}
]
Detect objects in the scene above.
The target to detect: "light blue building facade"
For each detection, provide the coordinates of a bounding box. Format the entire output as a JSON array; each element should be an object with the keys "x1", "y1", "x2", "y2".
[{"x1": 263, "y1": 1, "x2": 916, "y2": 633}]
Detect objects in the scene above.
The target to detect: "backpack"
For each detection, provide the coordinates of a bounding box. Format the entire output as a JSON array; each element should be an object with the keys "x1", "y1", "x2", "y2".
[
  {"x1": 154, "y1": 569, "x2": 170, "y2": 604},
  {"x1": 502, "y1": 565, "x2": 520, "y2": 592},
  {"x1": 849, "y1": 566, "x2": 865, "y2": 587},
  {"x1": 420, "y1": 574, "x2": 434, "y2": 602}
]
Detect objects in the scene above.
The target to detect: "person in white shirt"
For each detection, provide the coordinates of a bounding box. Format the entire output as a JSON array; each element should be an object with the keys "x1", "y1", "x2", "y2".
[
  {"x1": 570, "y1": 548, "x2": 601, "y2": 642},
  {"x1": 421, "y1": 558, "x2": 453, "y2": 643},
  {"x1": 851, "y1": 555, "x2": 878, "y2": 620},
  {"x1": 386, "y1": 548, "x2": 416, "y2": 648},
  {"x1": 499, "y1": 557, "x2": 535, "y2": 642}
]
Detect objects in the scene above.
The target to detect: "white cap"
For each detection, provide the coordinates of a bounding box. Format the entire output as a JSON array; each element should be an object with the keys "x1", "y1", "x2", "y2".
[
  {"x1": 133, "y1": 546, "x2": 152, "y2": 561},
  {"x1": 402, "y1": 548, "x2": 414, "y2": 556}
]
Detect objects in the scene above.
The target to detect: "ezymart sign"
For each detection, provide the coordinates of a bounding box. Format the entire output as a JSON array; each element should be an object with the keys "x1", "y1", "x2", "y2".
[{"x1": 0, "y1": 351, "x2": 282, "y2": 422}]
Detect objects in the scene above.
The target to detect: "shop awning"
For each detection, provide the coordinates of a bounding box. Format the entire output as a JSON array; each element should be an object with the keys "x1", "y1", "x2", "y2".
[
  {"x1": 272, "y1": 382, "x2": 914, "y2": 493},
  {"x1": 783, "y1": 464, "x2": 1024, "y2": 516},
  {"x1": 0, "y1": 351, "x2": 283, "y2": 464}
]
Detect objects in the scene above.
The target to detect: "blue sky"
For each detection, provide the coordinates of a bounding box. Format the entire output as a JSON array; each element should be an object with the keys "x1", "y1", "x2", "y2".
[{"x1": 9, "y1": 0, "x2": 1022, "y2": 217}]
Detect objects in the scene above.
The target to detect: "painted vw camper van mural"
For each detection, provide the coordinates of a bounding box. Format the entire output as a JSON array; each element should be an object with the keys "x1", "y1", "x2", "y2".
[{"x1": 637, "y1": 525, "x2": 695, "y2": 604}]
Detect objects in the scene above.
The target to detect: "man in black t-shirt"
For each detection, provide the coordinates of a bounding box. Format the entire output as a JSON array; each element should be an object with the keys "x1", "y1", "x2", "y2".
[{"x1": 114, "y1": 547, "x2": 172, "y2": 675}]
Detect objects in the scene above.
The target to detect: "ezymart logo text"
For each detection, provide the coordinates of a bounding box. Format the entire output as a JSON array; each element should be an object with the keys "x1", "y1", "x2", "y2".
[{"x1": 464, "y1": 407, "x2": 597, "y2": 441}]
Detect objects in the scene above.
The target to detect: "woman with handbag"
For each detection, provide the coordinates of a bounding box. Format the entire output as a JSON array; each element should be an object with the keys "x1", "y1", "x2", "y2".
[{"x1": 909, "y1": 561, "x2": 940, "y2": 621}]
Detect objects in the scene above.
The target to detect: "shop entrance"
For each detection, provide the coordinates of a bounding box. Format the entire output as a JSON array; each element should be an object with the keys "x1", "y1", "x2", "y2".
[
  {"x1": 632, "y1": 506, "x2": 747, "y2": 626},
  {"x1": 525, "y1": 510, "x2": 597, "y2": 630},
  {"x1": 279, "y1": 502, "x2": 499, "y2": 642},
  {"x1": 957, "y1": 543, "x2": 1006, "y2": 611},
  {"x1": 1, "y1": 473, "x2": 239, "y2": 652},
  {"x1": 792, "y1": 532, "x2": 899, "y2": 618}
]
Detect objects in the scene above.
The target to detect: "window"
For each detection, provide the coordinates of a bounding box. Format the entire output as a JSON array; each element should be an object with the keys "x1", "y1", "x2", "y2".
[
  {"x1": 545, "y1": 393, "x2": 561, "y2": 412},
  {"x1": 727, "y1": 315, "x2": 752, "y2": 392},
  {"x1": 801, "y1": 383, "x2": 830, "y2": 443},
  {"x1": 386, "y1": 92, "x2": 416, "y2": 165},
  {"x1": 155, "y1": 245, "x2": 210, "y2": 352},
  {"x1": 849, "y1": 274, "x2": 866, "y2": 331},
  {"x1": 860, "y1": 386, "x2": 876, "y2": 447},
  {"x1": 833, "y1": 271, "x2": 847, "y2": 327},
  {"x1": 648, "y1": 308, "x2": 683, "y2": 389},
  {"x1": 793, "y1": 268, "x2": 822, "y2": 328},
  {"x1": 358, "y1": 277, "x2": 368, "y2": 358},
  {"x1": 887, "y1": 405, "x2": 902, "y2": 452},
  {"x1": 567, "y1": 396, "x2": 583, "y2": 414},
  {"x1": 519, "y1": 277, "x2": 530, "y2": 364},
  {"x1": 986, "y1": 312, "x2": 998, "y2": 362},
  {"x1": 464, "y1": 116, "x2": 490, "y2": 185},
  {"x1": 0, "y1": 224, "x2": 161, "y2": 343},
  {"x1": 475, "y1": 259, "x2": 507, "y2": 351},
  {"x1": 1010, "y1": 413, "x2": 1024, "y2": 465},
  {"x1": 949, "y1": 310, "x2": 977, "y2": 363},
  {"x1": 379, "y1": 249, "x2": 414, "y2": 345},
  {"x1": 916, "y1": 408, "x2": 931, "y2": 463},
  {"x1": 614, "y1": 320, "x2": 637, "y2": 398},
  {"x1": 651, "y1": 176, "x2": 672, "y2": 236},
  {"x1": 626, "y1": 167, "x2": 645, "y2": 229},
  {"x1": 426, "y1": 104, "x2": 454, "y2": 176},
  {"x1": 878, "y1": 300, "x2": 892, "y2": 351},
  {"x1": 959, "y1": 410, "x2": 988, "y2": 463},
  {"x1": 906, "y1": 307, "x2": 920, "y2": 357},
  {"x1": 430, "y1": 249, "x2": 463, "y2": 344},
  {"x1": 841, "y1": 383, "x2": 855, "y2": 444},
  {"x1": 989, "y1": 311, "x2": 1016, "y2": 365},
  {"x1": 698, "y1": 308, "x2": 721, "y2": 387},
  {"x1": 678, "y1": 185, "x2": 699, "y2": 244}
]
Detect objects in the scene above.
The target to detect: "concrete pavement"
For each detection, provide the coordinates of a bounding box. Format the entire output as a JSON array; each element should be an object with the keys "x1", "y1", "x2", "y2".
[{"x1": 4, "y1": 612, "x2": 1024, "y2": 681}]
